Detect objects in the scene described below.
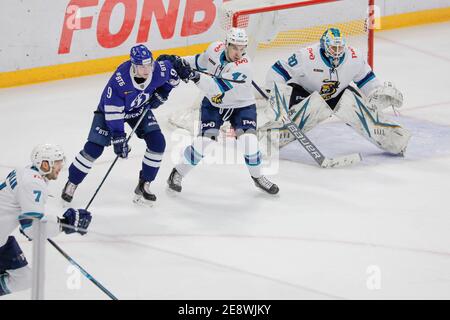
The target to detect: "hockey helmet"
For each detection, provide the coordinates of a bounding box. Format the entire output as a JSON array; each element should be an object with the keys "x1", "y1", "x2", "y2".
[
  {"x1": 225, "y1": 27, "x2": 249, "y2": 47},
  {"x1": 130, "y1": 44, "x2": 153, "y2": 66},
  {"x1": 30, "y1": 144, "x2": 65, "y2": 175}
]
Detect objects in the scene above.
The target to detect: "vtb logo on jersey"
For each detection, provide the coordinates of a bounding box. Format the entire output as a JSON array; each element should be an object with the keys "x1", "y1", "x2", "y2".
[
  {"x1": 320, "y1": 80, "x2": 340, "y2": 100},
  {"x1": 131, "y1": 92, "x2": 150, "y2": 109}
]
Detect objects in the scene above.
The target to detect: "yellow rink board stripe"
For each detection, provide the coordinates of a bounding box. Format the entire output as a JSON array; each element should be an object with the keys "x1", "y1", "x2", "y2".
[
  {"x1": 1, "y1": 7, "x2": 450, "y2": 89},
  {"x1": 0, "y1": 44, "x2": 210, "y2": 89}
]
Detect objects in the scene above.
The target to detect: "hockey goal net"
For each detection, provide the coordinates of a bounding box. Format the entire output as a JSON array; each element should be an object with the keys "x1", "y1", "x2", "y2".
[{"x1": 169, "y1": 0, "x2": 375, "y2": 134}]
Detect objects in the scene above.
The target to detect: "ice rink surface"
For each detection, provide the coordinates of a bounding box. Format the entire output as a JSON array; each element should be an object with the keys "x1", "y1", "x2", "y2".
[{"x1": 1, "y1": 22, "x2": 450, "y2": 299}]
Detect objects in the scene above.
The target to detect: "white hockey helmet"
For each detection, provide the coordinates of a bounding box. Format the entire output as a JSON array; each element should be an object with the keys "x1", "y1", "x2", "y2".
[
  {"x1": 225, "y1": 27, "x2": 249, "y2": 47},
  {"x1": 30, "y1": 144, "x2": 65, "y2": 175}
]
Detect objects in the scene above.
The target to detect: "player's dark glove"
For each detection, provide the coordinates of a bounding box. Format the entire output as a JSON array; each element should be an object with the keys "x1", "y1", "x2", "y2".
[
  {"x1": 148, "y1": 91, "x2": 168, "y2": 109},
  {"x1": 59, "y1": 209, "x2": 92, "y2": 235},
  {"x1": 111, "y1": 132, "x2": 130, "y2": 158},
  {"x1": 157, "y1": 54, "x2": 199, "y2": 83}
]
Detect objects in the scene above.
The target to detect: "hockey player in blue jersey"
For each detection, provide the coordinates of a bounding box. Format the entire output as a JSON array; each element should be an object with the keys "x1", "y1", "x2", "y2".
[{"x1": 61, "y1": 44, "x2": 181, "y2": 205}]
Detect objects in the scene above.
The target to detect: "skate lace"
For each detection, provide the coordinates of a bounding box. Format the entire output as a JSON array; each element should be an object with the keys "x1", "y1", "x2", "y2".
[{"x1": 257, "y1": 176, "x2": 273, "y2": 189}]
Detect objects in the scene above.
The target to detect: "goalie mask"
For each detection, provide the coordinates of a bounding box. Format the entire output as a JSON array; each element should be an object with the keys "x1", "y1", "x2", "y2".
[
  {"x1": 30, "y1": 144, "x2": 66, "y2": 175},
  {"x1": 320, "y1": 28, "x2": 347, "y2": 68}
]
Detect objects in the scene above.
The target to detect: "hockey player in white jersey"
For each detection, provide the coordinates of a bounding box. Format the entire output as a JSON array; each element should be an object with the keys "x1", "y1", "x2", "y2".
[
  {"x1": 163, "y1": 28, "x2": 279, "y2": 194},
  {"x1": 261, "y1": 27, "x2": 410, "y2": 155},
  {"x1": 0, "y1": 144, "x2": 92, "y2": 297}
]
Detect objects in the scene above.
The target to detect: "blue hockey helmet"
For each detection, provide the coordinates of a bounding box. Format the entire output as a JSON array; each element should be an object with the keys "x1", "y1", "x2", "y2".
[
  {"x1": 320, "y1": 28, "x2": 346, "y2": 67},
  {"x1": 130, "y1": 44, "x2": 153, "y2": 65}
]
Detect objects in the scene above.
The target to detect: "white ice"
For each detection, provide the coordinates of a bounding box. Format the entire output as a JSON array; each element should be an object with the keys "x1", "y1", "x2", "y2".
[{"x1": 1, "y1": 22, "x2": 450, "y2": 300}]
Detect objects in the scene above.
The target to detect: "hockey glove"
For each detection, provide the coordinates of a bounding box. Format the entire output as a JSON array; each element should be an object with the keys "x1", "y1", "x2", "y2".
[
  {"x1": 148, "y1": 91, "x2": 168, "y2": 109},
  {"x1": 157, "y1": 54, "x2": 199, "y2": 83},
  {"x1": 211, "y1": 93, "x2": 225, "y2": 104},
  {"x1": 111, "y1": 133, "x2": 130, "y2": 158},
  {"x1": 59, "y1": 209, "x2": 92, "y2": 235}
]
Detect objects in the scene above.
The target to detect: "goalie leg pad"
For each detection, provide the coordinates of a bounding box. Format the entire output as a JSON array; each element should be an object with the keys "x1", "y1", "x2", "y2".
[
  {"x1": 334, "y1": 89, "x2": 411, "y2": 155},
  {"x1": 258, "y1": 91, "x2": 333, "y2": 148}
]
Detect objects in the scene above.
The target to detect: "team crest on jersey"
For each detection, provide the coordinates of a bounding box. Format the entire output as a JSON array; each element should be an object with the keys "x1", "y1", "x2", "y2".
[
  {"x1": 131, "y1": 92, "x2": 150, "y2": 109},
  {"x1": 319, "y1": 80, "x2": 340, "y2": 100}
]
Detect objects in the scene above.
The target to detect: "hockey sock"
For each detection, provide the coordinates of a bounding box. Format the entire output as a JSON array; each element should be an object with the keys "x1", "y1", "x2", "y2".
[
  {"x1": 0, "y1": 273, "x2": 11, "y2": 296},
  {"x1": 141, "y1": 131, "x2": 166, "y2": 182},
  {"x1": 176, "y1": 136, "x2": 214, "y2": 177},
  {"x1": 237, "y1": 133, "x2": 262, "y2": 178},
  {"x1": 68, "y1": 141, "x2": 104, "y2": 185}
]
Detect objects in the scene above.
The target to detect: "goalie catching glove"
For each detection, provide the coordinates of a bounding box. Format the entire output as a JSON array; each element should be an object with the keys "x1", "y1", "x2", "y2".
[
  {"x1": 157, "y1": 54, "x2": 200, "y2": 83},
  {"x1": 58, "y1": 208, "x2": 92, "y2": 235},
  {"x1": 367, "y1": 81, "x2": 403, "y2": 111}
]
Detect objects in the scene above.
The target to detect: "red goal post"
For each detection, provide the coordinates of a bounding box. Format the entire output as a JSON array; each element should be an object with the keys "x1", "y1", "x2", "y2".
[{"x1": 220, "y1": 0, "x2": 376, "y2": 67}]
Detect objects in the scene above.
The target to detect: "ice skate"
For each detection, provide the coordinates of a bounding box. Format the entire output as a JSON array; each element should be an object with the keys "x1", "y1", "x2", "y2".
[
  {"x1": 252, "y1": 175, "x2": 279, "y2": 195},
  {"x1": 167, "y1": 168, "x2": 183, "y2": 192},
  {"x1": 133, "y1": 179, "x2": 156, "y2": 205}
]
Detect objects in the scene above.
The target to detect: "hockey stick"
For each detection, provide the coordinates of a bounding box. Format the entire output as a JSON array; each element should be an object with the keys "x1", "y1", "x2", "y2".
[
  {"x1": 47, "y1": 238, "x2": 118, "y2": 300},
  {"x1": 252, "y1": 81, "x2": 361, "y2": 168},
  {"x1": 193, "y1": 68, "x2": 246, "y2": 84},
  {"x1": 85, "y1": 106, "x2": 149, "y2": 210}
]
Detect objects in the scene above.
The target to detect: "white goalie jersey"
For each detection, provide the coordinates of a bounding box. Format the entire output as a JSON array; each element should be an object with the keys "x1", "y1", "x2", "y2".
[
  {"x1": 184, "y1": 41, "x2": 256, "y2": 109},
  {"x1": 265, "y1": 43, "x2": 381, "y2": 101}
]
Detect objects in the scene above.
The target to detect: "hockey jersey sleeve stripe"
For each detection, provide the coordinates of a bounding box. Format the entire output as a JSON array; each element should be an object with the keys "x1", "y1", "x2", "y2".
[
  {"x1": 18, "y1": 212, "x2": 44, "y2": 220},
  {"x1": 195, "y1": 54, "x2": 207, "y2": 71},
  {"x1": 18, "y1": 212, "x2": 44, "y2": 230},
  {"x1": 104, "y1": 105, "x2": 125, "y2": 113},
  {"x1": 214, "y1": 78, "x2": 233, "y2": 93},
  {"x1": 0, "y1": 182, "x2": 6, "y2": 190},
  {"x1": 105, "y1": 113, "x2": 125, "y2": 121},
  {"x1": 272, "y1": 62, "x2": 292, "y2": 81},
  {"x1": 355, "y1": 71, "x2": 376, "y2": 89}
]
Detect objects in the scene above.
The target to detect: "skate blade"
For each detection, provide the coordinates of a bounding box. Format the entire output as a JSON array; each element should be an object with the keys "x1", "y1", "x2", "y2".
[
  {"x1": 133, "y1": 194, "x2": 154, "y2": 207},
  {"x1": 165, "y1": 186, "x2": 181, "y2": 197}
]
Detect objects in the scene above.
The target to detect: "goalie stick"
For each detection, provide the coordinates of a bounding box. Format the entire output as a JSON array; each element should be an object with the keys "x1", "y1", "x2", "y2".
[
  {"x1": 193, "y1": 68, "x2": 246, "y2": 83},
  {"x1": 252, "y1": 81, "x2": 361, "y2": 168}
]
